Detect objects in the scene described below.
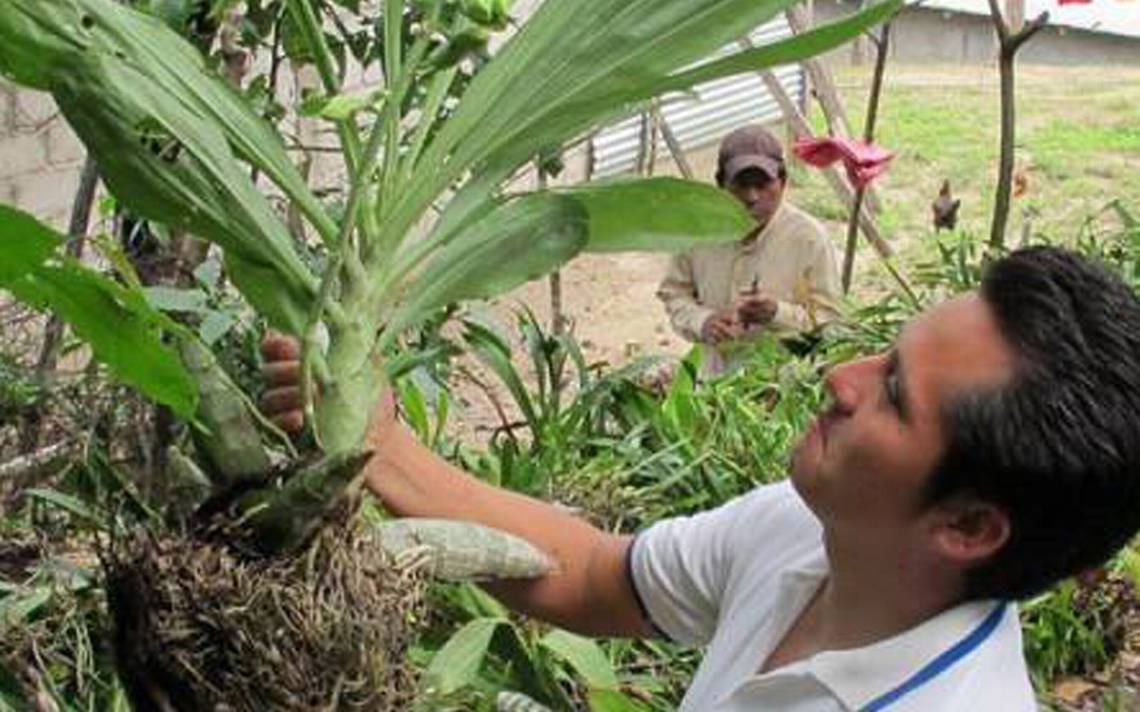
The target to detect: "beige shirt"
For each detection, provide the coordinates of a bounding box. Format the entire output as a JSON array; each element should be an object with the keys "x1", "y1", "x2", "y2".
[{"x1": 656, "y1": 202, "x2": 840, "y2": 374}]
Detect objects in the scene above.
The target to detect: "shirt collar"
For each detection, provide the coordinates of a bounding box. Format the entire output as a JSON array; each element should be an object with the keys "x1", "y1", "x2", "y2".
[
  {"x1": 762, "y1": 554, "x2": 1016, "y2": 711},
  {"x1": 807, "y1": 598, "x2": 1014, "y2": 711},
  {"x1": 739, "y1": 201, "x2": 787, "y2": 254}
]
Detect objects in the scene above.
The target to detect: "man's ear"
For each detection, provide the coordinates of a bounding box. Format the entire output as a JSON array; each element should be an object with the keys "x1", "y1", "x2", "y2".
[{"x1": 930, "y1": 499, "x2": 1010, "y2": 568}]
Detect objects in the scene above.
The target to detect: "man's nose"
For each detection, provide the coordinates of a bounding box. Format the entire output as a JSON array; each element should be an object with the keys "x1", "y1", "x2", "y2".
[
  {"x1": 740, "y1": 187, "x2": 763, "y2": 203},
  {"x1": 823, "y1": 358, "x2": 874, "y2": 415}
]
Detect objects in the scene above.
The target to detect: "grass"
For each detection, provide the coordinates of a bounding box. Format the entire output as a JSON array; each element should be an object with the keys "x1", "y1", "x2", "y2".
[{"x1": 786, "y1": 65, "x2": 1140, "y2": 290}]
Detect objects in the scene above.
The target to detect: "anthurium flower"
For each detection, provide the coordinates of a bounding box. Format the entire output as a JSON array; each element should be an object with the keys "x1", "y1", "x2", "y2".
[{"x1": 793, "y1": 136, "x2": 896, "y2": 188}]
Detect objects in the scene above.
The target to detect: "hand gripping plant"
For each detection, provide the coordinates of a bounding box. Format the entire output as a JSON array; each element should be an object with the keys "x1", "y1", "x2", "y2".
[{"x1": 0, "y1": 0, "x2": 898, "y2": 706}]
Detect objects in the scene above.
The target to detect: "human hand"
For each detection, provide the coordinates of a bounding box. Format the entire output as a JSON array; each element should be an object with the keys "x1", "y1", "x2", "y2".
[
  {"x1": 259, "y1": 331, "x2": 397, "y2": 444},
  {"x1": 737, "y1": 292, "x2": 778, "y2": 327},
  {"x1": 260, "y1": 331, "x2": 304, "y2": 435},
  {"x1": 700, "y1": 308, "x2": 742, "y2": 344}
]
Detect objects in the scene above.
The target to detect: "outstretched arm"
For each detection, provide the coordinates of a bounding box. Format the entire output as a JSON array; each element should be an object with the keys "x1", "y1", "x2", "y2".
[
  {"x1": 369, "y1": 422, "x2": 652, "y2": 638},
  {"x1": 261, "y1": 333, "x2": 653, "y2": 639}
]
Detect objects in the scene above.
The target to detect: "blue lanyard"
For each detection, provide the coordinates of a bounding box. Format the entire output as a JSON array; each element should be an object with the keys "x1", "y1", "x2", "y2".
[{"x1": 860, "y1": 603, "x2": 1007, "y2": 712}]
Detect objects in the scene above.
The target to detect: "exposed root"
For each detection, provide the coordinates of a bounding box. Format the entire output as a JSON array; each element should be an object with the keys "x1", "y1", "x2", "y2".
[{"x1": 106, "y1": 522, "x2": 428, "y2": 711}]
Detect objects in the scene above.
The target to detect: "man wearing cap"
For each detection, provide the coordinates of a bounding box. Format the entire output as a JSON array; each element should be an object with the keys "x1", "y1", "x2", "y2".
[{"x1": 657, "y1": 124, "x2": 841, "y2": 375}]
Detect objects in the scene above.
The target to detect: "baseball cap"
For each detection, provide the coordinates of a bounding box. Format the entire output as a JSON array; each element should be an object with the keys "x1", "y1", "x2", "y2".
[{"x1": 718, "y1": 125, "x2": 785, "y2": 186}]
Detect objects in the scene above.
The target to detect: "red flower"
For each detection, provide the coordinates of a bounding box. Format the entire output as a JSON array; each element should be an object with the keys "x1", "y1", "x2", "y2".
[{"x1": 792, "y1": 136, "x2": 895, "y2": 189}]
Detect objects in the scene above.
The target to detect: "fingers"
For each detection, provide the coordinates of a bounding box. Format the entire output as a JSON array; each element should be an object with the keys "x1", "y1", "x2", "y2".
[
  {"x1": 271, "y1": 410, "x2": 305, "y2": 435},
  {"x1": 260, "y1": 386, "x2": 303, "y2": 435},
  {"x1": 261, "y1": 330, "x2": 300, "y2": 362},
  {"x1": 261, "y1": 385, "x2": 301, "y2": 415},
  {"x1": 263, "y1": 359, "x2": 301, "y2": 387},
  {"x1": 707, "y1": 321, "x2": 739, "y2": 343}
]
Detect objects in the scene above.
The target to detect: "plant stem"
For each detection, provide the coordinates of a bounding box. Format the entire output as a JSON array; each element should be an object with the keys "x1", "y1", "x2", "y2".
[
  {"x1": 985, "y1": 0, "x2": 1048, "y2": 250},
  {"x1": 303, "y1": 118, "x2": 390, "y2": 449},
  {"x1": 20, "y1": 156, "x2": 99, "y2": 453},
  {"x1": 285, "y1": 0, "x2": 362, "y2": 173},
  {"x1": 841, "y1": 23, "x2": 890, "y2": 294}
]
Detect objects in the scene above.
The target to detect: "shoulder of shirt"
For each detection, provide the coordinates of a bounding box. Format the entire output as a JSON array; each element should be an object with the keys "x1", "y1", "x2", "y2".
[
  {"x1": 776, "y1": 202, "x2": 828, "y2": 242},
  {"x1": 724, "y1": 480, "x2": 821, "y2": 543}
]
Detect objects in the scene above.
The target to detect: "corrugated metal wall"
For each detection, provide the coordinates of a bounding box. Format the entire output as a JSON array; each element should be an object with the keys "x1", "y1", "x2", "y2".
[{"x1": 591, "y1": 16, "x2": 804, "y2": 178}]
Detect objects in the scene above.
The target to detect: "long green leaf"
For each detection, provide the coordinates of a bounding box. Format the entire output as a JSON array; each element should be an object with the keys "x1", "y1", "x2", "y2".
[
  {"x1": 0, "y1": 586, "x2": 52, "y2": 637},
  {"x1": 561, "y1": 177, "x2": 752, "y2": 253},
  {"x1": 380, "y1": 192, "x2": 587, "y2": 342},
  {"x1": 462, "y1": 321, "x2": 539, "y2": 432},
  {"x1": 0, "y1": 0, "x2": 336, "y2": 244},
  {"x1": 424, "y1": 617, "x2": 505, "y2": 695},
  {"x1": 538, "y1": 629, "x2": 619, "y2": 690},
  {"x1": 386, "y1": 178, "x2": 749, "y2": 337},
  {"x1": 25, "y1": 488, "x2": 102, "y2": 526},
  {"x1": 0, "y1": 205, "x2": 197, "y2": 416},
  {"x1": 588, "y1": 689, "x2": 651, "y2": 712},
  {"x1": 392, "y1": 0, "x2": 901, "y2": 253},
  {"x1": 0, "y1": 0, "x2": 328, "y2": 335}
]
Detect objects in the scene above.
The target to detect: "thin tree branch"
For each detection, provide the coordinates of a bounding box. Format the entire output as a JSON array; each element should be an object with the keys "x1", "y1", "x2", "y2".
[
  {"x1": 986, "y1": 0, "x2": 1048, "y2": 250},
  {"x1": 841, "y1": 22, "x2": 892, "y2": 294},
  {"x1": 1009, "y1": 12, "x2": 1049, "y2": 54},
  {"x1": 19, "y1": 156, "x2": 100, "y2": 453}
]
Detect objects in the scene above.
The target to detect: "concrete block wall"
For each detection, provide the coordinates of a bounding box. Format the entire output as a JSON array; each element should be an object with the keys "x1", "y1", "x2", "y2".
[
  {"x1": 814, "y1": 1, "x2": 1140, "y2": 68},
  {"x1": 0, "y1": 80, "x2": 88, "y2": 229}
]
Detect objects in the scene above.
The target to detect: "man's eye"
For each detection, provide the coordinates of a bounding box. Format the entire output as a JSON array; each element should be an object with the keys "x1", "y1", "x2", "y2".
[{"x1": 885, "y1": 371, "x2": 899, "y2": 407}]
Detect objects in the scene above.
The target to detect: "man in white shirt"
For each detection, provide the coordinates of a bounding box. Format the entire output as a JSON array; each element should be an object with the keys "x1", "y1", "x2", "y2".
[
  {"x1": 263, "y1": 247, "x2": 1140, "y2": 709},
  {"x1": 656, "y1": 125, "x2": 841, "y2": 374}
]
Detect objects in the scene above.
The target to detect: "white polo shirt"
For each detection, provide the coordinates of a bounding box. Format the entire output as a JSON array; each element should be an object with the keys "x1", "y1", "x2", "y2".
[{"x1": 630, "y1": 481, "x2": 1038, "y2": 711}]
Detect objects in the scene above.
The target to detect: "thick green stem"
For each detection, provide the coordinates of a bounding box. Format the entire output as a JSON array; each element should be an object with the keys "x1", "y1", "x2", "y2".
[
  {"x1": 235, "y1": 451, "x2": 372, "y2": 555},
  {"x1": 179, "y1": 338, "x2": 276, "y2": 486},
  {"x1": 302, "y1": 119, "x2": 389, "y2": 447}
]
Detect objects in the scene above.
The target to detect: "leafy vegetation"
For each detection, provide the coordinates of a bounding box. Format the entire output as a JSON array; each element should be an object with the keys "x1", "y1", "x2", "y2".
[
  {"x1": 1, "y1": 0, "x2": 1138, "y2": 708},
  {"x1": 0, "y1": 0, "x2": 901, "y2": 708}
]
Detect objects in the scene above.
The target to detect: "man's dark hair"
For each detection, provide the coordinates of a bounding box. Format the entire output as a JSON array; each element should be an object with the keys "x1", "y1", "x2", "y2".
[{"x1": 924, "y1": 246, "x2": 1140, "y2": 601}]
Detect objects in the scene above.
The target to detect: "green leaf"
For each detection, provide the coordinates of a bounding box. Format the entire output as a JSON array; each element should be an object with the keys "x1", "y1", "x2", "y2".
[
  {"x1": 539, "y1": 629, "x2": 619, "y2": 690},
  {"x1": 300, "y1": 90, "x2": 383, "y2": 120},
  {"x1": 199, "y1": 310, "x2": 237, "y2": 345},
  {"x1": 462, "y1": 319, "x2": 538, "y2": 431},
  {"x1": 0, "y1": 205, "x2": 197, "y2": 416},
  {"x1": 0, "y1": 586, "x2": 52, "y2": 636},
  {"x1": 25, "y1": 488, "x2": 102, "y2": 526},
  {"x1": 398, "y1": 0, "x2": 901, "y2": 247},
  {"x1": 424, "y1": 617, "x2": 505, "y2": 695},
  {"x1": 562, "y1": 177, "x2": 753, "y2": 253},
  {"x1": 382, "y1": 192, "x2": 586, "y2": 340},
  {"x1": 398, "y1": 378, "x2": 431, "y2": 439},
  {"x1": 387, "y1": 178, "x2": 748, "y2": 340},
  {"x1": 144, "y1": 286, "x2": 210, "y2": 313},
  {"x1": 0, "y1": 0, "x2": 335, "y2": 333},
  {"x1": 588, "y1": 689, "x2": 651, "y2": 712}
]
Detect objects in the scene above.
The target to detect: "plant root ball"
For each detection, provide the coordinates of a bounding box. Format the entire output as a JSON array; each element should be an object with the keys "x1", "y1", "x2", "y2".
[{"x1": 106, "y1": 523, "x2": 428, "y2": 711}]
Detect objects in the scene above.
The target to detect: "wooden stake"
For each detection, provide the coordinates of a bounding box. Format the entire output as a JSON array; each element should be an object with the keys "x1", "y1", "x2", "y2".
[
  {"x1": 19, "y1": 156, "x2": 99, "y2": 454},
  {"x1": 538, "y1": 164, "x2": 565, "y2": 335},
  {"x1": 651, "y1": 103, "x2": 694, "y2": 180},
  {"x1": 755, "y1": 68, "x2": 893, "y2": 258}
]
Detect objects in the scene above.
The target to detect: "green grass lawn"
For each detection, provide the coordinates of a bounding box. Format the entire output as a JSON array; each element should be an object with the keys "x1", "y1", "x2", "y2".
[{"x1": 785, "y1": 65, "x2": 1140, "y2": 292}]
